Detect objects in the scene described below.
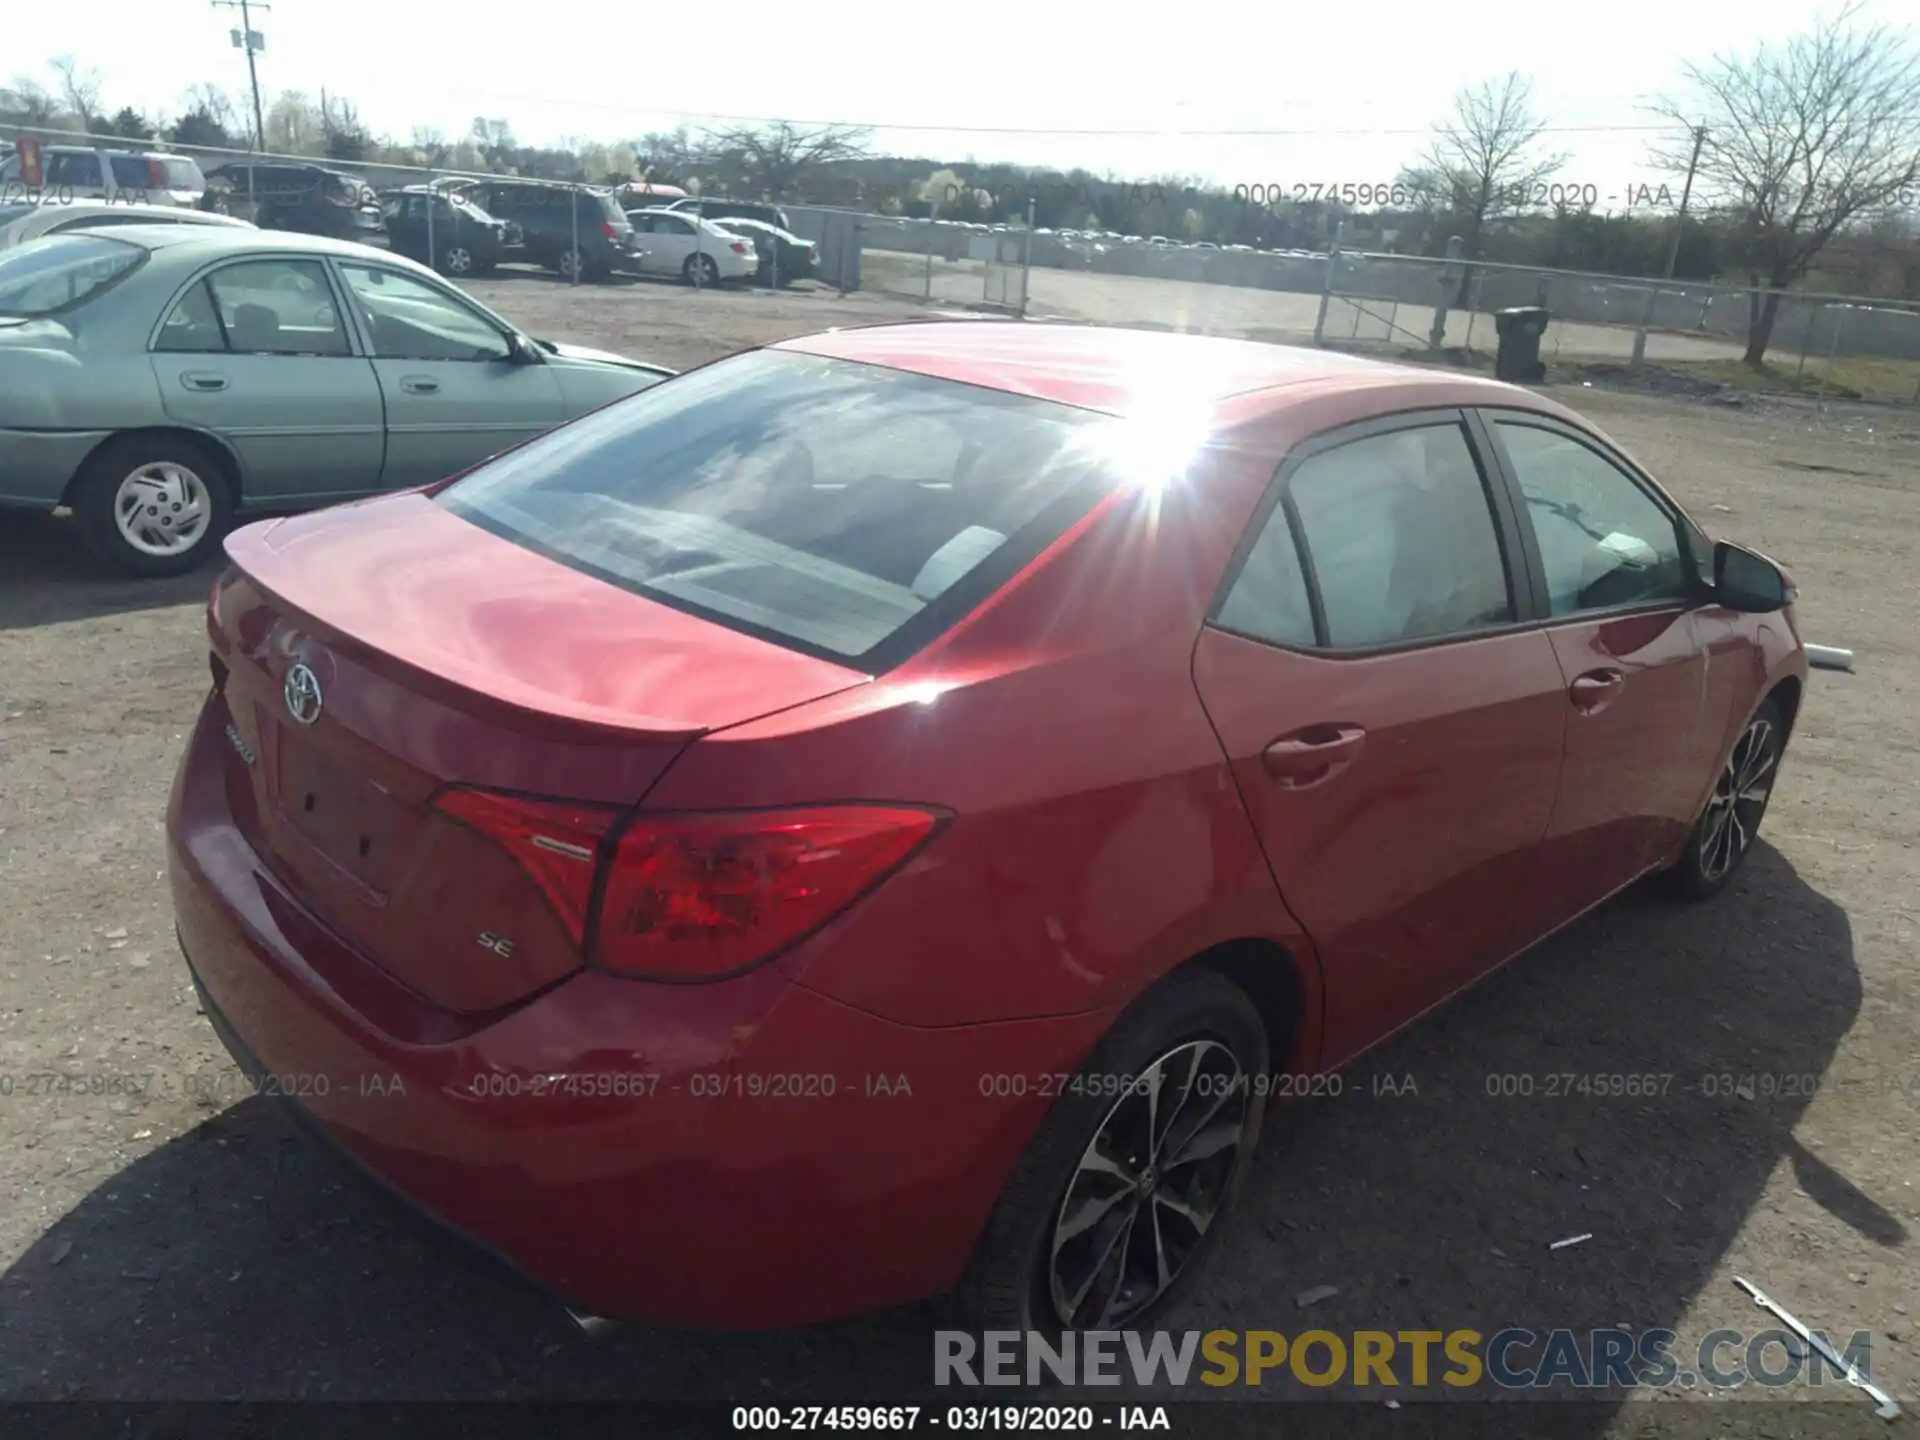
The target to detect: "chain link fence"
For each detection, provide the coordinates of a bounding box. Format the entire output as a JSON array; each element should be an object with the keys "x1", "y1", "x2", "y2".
[{"x1": 865, "y1": 228, "x2": 1920, "y2": 406}]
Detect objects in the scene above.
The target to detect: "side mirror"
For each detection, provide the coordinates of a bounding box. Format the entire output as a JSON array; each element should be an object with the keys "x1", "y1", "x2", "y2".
[
  {"x1": 1713, "y1": 541, "x2": 1791, "y2": 613},
  {"x1": 505, "y1": 333, "x2": 542, "y2": 365}
]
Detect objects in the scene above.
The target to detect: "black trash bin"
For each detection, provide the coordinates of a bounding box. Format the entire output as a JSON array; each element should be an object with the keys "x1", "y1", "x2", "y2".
[{"x1": 1494, "y1": 306, "x2": 1549, "y2": 382}]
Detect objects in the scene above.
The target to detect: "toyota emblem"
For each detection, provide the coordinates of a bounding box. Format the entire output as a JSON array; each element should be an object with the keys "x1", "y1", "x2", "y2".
[{"x1": 284, "y1": 662, "x2": 323, "y2": 726}]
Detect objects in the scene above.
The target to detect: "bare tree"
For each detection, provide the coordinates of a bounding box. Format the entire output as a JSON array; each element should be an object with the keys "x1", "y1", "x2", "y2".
[
  {"x1": 634, "y1": 126, "x2": 705, "y2": 187},
  {"x1": 1652, "y1": 2, "x2": 1920, "y2": 365},
  {"x1": 470, "y1": 117, "x2": 516, "y2": 169},
  {"x1": 1, "y1": 77, "x2": 60, "y2": 126},
  {"x1": 265, "y1": 91, "x2": 324, "y2": 155},
  {"x1": 1399, "y1": 72, "x2": 1565, "y2": 298},
  {"x1": 48, "y1": 54, "x2": 104, "y2": 130},
  {"x1": 701, "y1": 121, "x2": 870, "y2": 200}
]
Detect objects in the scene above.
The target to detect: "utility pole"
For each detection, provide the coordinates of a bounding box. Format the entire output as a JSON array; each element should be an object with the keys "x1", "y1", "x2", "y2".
[
  {"x1": 1632, "y1": 122, "x2": 1709, "y2": 366},
  {"x1": 212, "y1": 0, "x2": 271, "y2": 154}
]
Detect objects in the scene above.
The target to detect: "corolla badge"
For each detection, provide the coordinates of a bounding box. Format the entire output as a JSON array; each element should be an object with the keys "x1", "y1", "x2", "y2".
[{"x1": 283, "y1": 662, "x2": 323, "y2": 726}]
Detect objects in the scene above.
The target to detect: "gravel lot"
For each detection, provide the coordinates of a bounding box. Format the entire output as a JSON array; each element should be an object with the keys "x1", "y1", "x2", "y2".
[{"x1": 1, "y1": 270, "x2": 1915, "y2": 1430}]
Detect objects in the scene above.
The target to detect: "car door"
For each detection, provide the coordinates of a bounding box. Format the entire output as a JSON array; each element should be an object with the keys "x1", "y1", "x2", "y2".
[
  {"x1": 1477, "y1": 411, "x2": 1719, "y2": 910},
  {"x1": 332, "y1": 259, "x2": 564, "y2": 490},
  {"x1": 638, "y1": 212, "x2": 697, "y2": 275},
  {"x1": 150, "y1": 255, "x2": 385, "y2": 505},
  {"x1": 1191, "y1": 413, "x2": 1570, "y2": 1063}
]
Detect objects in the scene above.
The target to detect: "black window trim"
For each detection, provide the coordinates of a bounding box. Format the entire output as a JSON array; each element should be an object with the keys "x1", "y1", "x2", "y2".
[
  {"x1": 1205, "y1": 405, "x2": 1540, "y2": 660},
  {"x1": 1471, "y1": 406, "x2": 1709, "y2": 627}
]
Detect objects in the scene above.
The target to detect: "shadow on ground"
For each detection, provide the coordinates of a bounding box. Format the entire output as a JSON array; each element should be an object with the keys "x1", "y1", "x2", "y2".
[
  {"x1": 0, "y1": 512, "x2": 215, "y2": 632},
  {"x1": 0, "y1": 844, "x2": 1873, "y2": 1422}
]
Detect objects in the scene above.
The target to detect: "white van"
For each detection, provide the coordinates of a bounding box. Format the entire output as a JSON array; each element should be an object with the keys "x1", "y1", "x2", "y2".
[{"x1": 0, "y1": 146, "x2": 207, "y2": 208}]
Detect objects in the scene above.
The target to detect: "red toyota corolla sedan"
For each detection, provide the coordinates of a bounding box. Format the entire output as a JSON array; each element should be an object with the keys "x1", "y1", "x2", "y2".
[{"x1": 167, "y1": 322, "x2": 1806, "y2": 1333}]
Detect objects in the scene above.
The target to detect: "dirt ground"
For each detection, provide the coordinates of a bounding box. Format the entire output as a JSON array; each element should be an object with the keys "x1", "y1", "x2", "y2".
[{"x1": 1, "y1": 268, "x2": 1916, "y2": 1430}]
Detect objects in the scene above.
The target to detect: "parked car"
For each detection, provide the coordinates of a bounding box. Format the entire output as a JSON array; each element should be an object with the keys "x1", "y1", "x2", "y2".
[
  {"x1": 379, "y1": 186, "x2": 518, "y2": 277},
  {"x1": 624, "y1": 207, "x2": 758, "y2": 285},
  {"x1": 162, "y1": 322, "x2": 1805, "y2": 1332},
  {"x1": 706, "y1": 216, "x2": 815, "y2": 285},
  {"x1": 201, "y1": 163, "x2": 385, "y2": 242},
  {"x1": 613, "y1": 180, "x2": 690, "y2": 209},
  {"x1": 0, "y1": 227, "x2": 673, "y2": 576},
  {"x1": 449, "y1": 178, "x2": 639, "y2": 281},
  {"x1": 0, "y1": 146, "x2": 206, "y2": 207},
  {"x1": 664, "y1": 195, "x2": 792, "y2": 231},
  {"x1": 0, "y1": 200, "x2": 253, "y2": 250}
]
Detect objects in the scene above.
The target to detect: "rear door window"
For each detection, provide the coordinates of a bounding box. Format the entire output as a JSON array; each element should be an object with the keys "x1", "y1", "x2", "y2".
[{"x1": 438, "y1": 349, "x2": 1127, "y2": 667}]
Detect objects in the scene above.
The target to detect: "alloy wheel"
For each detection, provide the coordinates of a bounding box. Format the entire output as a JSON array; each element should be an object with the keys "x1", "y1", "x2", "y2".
[
  {"x1": 1698, "y1": 714, "x2": 1779, "y2": 882},
  {"x1": 113, "y1": 463, "x2": 213, "y2": 558},
  {"x1": 1046, "y1": 1039, "x2": 1251, "y2": 1328},
  {"x1": 442, "y1": 246, "x2": 473, "y2": 275}
]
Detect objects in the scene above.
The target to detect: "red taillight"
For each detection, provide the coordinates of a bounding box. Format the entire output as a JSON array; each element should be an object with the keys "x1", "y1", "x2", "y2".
[
  {"x1": 731, "y1": 240, "x2": 750, "y2": 255},
  {"x1": 430, "y1": 792, "x2": 939, "y2": 982},
  {"x1": 434, "y1": 789, "x2": 621, "y2": 944},
  {"x1": 601, "y1": 221, "x2": 619, "y2": 240},
  {"x1": 595, "y1": 806, "x2": 940, "y2": 981}
]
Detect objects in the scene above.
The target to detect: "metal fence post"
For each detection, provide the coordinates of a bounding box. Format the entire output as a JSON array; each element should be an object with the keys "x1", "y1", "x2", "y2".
[
  {"x1": 1313, "y1": 223, "x2": 1345, "y2": 346},
  {"x1": 1791, "y1": 300, "x2": 1819, "y2": 391},
  {"x1": 1818, "y1": 303, "x2": 1845, "y2": 404},
  {"x1": 924, "y1": 200, "x2": 937, "y2": 301},
  {"x1": 425, "y1": 179, "x2": 435, "y2": 271},
  {"x1": 1461, "y1": 270, "x2": 1481, "y2": 355},
  {"x1": 570, "y1": 182, "x2": 580, "y2": 287},
  {"x1": 1020, "y1": 197, "x2": 1034, "y2": 318}
]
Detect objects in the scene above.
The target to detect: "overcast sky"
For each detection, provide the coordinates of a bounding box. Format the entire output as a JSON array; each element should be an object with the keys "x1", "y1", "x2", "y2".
[{"x1": 13, "y1": 0, "x2": 1910, "y2": 203}]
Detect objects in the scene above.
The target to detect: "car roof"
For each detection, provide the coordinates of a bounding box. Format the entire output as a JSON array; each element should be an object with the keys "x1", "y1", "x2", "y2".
[
  {"x1": 53, "y1": 224, "x2": 442, "y2": 273},
  {"x1": 778, "y1": 322, "x2": 1546, "y2": 419}
]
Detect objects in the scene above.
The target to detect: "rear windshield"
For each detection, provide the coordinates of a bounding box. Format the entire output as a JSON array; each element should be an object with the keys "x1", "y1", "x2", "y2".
[
  {"x1": 589, "y1": 192, "x2": 629, "y2": 226},
  {"x1": 438, "y1": 349, "x2": 1123, "y2": 668},
  {"x1": 0, "y1": 234, "x2": 144, "y2": 316}
]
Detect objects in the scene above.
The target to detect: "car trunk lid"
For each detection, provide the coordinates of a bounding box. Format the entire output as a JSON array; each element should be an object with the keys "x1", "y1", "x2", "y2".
[{"x1": 211, "y1": 493, "x2": 869, "y2": 1013}]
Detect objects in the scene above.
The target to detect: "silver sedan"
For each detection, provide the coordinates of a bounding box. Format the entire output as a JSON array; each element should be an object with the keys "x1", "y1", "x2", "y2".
[{"x1": 0, "y1": 225, "x2": 672, "y2": 576}]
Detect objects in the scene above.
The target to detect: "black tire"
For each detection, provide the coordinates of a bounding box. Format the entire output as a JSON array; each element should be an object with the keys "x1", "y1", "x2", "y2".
[
  {"x1": 958, "y1": 967, "x2": 1270, "y2": 1334},
  {"x1": 683, "y1": 253, "x2": 720, "y2": 287},
  {"x1": 1655, "y1": 697, "x2": 1786, "y2": 900},
  {"x1": 73, "y1": 434, "x2": 234, "y2": 579}
]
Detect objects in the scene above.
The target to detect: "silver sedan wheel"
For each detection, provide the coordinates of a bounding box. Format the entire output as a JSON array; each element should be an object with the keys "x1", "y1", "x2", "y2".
[
  {"x1": 114, "y1": 462, "x2": 213, "y2": 558},
  {"x1": 1046, "y1": 1039, "x2": 1251, "y2": 1328},
  {"x1": 1699, "y1": 714, "x2": 1779, "y2": 882}
]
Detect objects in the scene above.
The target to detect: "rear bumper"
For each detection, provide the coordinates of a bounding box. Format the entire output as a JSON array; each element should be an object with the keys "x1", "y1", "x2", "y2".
[{"x1": 166, "y1": 694, "x2": 1104, "y2": 1329}]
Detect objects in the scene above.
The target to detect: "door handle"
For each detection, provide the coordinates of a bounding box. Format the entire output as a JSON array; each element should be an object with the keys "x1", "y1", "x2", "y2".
[
  {"x1": 1569, "y1": 667, "x2": 1626, "y2": 713},
  {"x1": 400, "y1": 376, "x2": 440, "y2": 395},
  {"x1": 1261, "y1": 724, "x2": 1367, "y2": 788},
  {"x1": 180, "y1": 372, "x2": 228, "y2": 392}
]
